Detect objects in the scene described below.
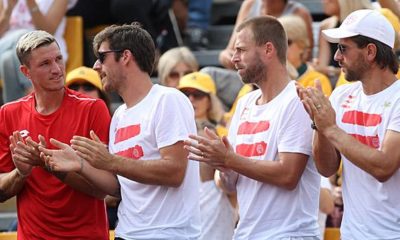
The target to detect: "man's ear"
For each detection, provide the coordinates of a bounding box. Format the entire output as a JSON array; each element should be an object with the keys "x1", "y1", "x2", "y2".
[{"x1": 20, "y1": 65, "x2": 30, "y2": 79}]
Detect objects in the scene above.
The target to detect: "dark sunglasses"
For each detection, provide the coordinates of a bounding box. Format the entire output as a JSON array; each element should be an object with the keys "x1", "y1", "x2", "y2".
[
  {"x1": 182, "y1": 90, "x2": 209, "y2": 100},
  {"x1": 337, "y1": 44, "x2": 347, "y2": 54},
  {"x1": 168, "y1": 70, "x2": 193, "y2": 79},
  {"x1": 97, "y1": 50, "x2": 124, "y2": 63},
  {"x1": 69, "y1": 83, "x2": 97, "y2": 92}
]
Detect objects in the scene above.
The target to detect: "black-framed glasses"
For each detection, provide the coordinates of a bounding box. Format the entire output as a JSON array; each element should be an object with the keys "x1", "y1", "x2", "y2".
[
  {"x1": 181, "y1": 90, "x2": 209, "y2": 100},
  {"x1": 97, "y1": 50, "x2": 123, "y2": 63},
  {"x1": 337, "y1": 44, "x2": 347, "y2": 54},
  {"x1": 69, "y1": 83, "x2": 97, "y2": 92}
]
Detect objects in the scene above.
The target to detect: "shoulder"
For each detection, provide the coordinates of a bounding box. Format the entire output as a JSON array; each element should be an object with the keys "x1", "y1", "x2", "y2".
[
  {"x1": 0, "y1": 95, "x2": 33, "y2": 113},
  {"x1": 320, "y1": 16, "x2": 338, "y2": 30}
]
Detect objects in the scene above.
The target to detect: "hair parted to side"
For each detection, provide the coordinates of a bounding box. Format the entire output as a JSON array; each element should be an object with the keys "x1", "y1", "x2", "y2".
[
  {"x1": 351, "y1": 35, "x2": 399, "y2": 74},
  {"x1": 16, "y1": 30, "x2": 57, "y2": 66},
  {"x1": 236, "y1": 16, "x2": 288, "y2": 64},
  {"x1": 157, "y1": 46, "x2": 198, "y2": 85},
  {"x1": 93, "y1": 22, "x2": 156, "y2": 75}
]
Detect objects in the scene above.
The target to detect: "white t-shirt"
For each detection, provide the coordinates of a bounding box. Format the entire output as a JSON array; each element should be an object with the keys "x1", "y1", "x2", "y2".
[
  {"x1": 229, "y1": 81, "x2": 320, "y2": 240},
  {"x1": 110, "y1": 84, "x2": 201, "y2": 239},
  {"x1": 3, "y1": 0, "x2": 77, "y2": 59},
  {"x1": 330, "y1": 81, "x2": 400, "y2": 240}
]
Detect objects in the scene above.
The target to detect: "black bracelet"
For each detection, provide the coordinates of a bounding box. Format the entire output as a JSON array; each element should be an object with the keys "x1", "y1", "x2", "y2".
[{"x1": 311, "y1": 122, "x2": 318, "y2": 130}]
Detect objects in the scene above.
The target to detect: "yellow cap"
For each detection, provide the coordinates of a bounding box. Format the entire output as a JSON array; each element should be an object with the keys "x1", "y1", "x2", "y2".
[
  {"x1": 178, "y1": 72, "x2": 216, "y2": 94},
  {"x1": 66, "y1": 66, "x2": 103, "y2": 90}
]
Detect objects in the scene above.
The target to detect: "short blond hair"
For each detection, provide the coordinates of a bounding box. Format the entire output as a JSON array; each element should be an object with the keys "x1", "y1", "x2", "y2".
[
  {"x1": 279, "y1": 15, "x2": 309, "y2": 49},
  {"x1": 16, "y1": 30, "x2": 58, "y2": 66},
  {"x1": 157, "y1": 47, "x2": 199, "y2": 85}
]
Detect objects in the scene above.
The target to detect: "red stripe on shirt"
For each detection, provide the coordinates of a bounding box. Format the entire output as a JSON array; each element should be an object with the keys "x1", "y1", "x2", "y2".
[
  {"x1": 237, "y1": 121, "x2": 270, "y2": 135},
  {"x1": 236, "y1": 141, "x2": 267, "y2": 157},
  {"x1": 114, "y1": 124, "x2": 141, "y2": 144},
  {"x1": 115, "y1": 145, "x2": 144, "y2": 159},
  {"x1": 350, "y1": 134, "x2": 380, "y2": 148},
  {"x1": 342, "y1": 110, "x2": 382, "y2": 127}
]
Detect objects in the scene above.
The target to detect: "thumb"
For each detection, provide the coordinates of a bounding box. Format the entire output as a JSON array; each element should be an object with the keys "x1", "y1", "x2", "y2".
[
  {"x1": 90, "y1": 130, "x2": 102, "y2": 143},
  {"x1": 50, "y1": 138, "x2": 69, "y2": 150},
  {"x1": 221, "y1": 136, "x2": 231, "y2": 149},
  {"x1": 38, "y1": 135, "x2": 47, "y2": 148}
]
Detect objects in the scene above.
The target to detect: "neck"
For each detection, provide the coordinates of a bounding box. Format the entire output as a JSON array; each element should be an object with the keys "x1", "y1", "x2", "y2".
[
  {"x1": 361, "y1": 68, "x2": 397, "y2": 95},
  {"x1": 34, "y1": 88, "x2": 65, "y2": 115},
  {"x1": 120, "y1": 72, "x2": 153, "y2": 108},
  {"x1": 257, "y1": 64, "x2": 290, "y2": 104}
]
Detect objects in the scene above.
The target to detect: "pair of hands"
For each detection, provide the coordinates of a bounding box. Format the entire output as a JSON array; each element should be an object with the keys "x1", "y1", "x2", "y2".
[
  {"x1": 11, "y1": 130, "x2": 111, "y2": 177},
  {"x1": 296, "y1": 80, "x2": 336, "y2": 134}
]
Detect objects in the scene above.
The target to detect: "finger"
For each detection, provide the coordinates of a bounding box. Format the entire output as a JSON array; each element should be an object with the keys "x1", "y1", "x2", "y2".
[
  {"x1": 184, "y1": 145, "x2": 204, "y2": 157},
  {"x1": 49, "y1": 138, "x2": 69, "y2": 150},
  {"x1": 188, "y1": 134, "x2": 211, "y2": 146},
  {"x1": 13, "y1": 131, "x2": 23, "y2": 142},
  {"x1": 38, "y1": 135, "x2": 47, "y2": 147},
  {"x1": 187, "y1": 153, "x2": 209, "y2": 163},
  {"x1": 314, "y1": 78, "x2": 322, "y2": 92},
  {"x1": 38, "y1": 146, "x2": 56, "y2": 156},
  {"x1": 204, "y1": 127, "x2": 219, "y2": 140},
  {"x1": 25, "y1": 137, "x2": 39, "y2": 149},
  {"x1": 221, "y1": 136, "x2": 231, "y2": 149},
  {"x1": 90, "y1": 130, "x2": 102, "y2": 143}
]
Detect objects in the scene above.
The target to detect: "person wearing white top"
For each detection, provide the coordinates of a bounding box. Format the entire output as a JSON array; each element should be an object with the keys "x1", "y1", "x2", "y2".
[
  {"x1": 185, "y1": 16, "x2": 320, "y2": 240},
  {"x1": 298, "y1": 9, "x2": 400, "y2": 239}
]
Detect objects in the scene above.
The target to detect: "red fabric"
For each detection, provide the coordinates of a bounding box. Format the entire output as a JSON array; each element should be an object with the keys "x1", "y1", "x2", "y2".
[{"x1": 0, "y1": 88, "x2": 110, "y2": 239}]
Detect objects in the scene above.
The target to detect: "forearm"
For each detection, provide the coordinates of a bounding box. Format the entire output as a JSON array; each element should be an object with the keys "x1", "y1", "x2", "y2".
[
  {"x1": 111, "y1": 156, "x2": 187, "y2": 188},
  {"x1": 0, "y1": 170, "x2": 26, "y2": 202},
  {"x1": 225, "y1": 152, "x2": 304, "y2": 190},
  {"x1": 49, "y1": 169, "x2": 108, "y2": 199},
  {"x1": 0, "y1": 7, "x2": 12, "y2": 36},
  {"x1": 313, "y1": 131, "x2": 341, "y2": 177},
  {"x1": 323, "y1": 126, "x2": 397, "y2": 182},
  {"x1": 379, "y1": 0, "x2": 400, "y2": 19},
  {"x1": 27, "y1": 1, "x2": 67, "y2": 34}
]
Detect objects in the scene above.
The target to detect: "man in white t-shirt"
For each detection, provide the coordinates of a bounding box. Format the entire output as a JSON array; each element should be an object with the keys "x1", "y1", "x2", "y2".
[
  {"x1": 40, "y1": 23, "x2": 201, "y2": 240},
  {"x1": 297, "y1": 9, "x2": 400, "y2": 239},
  {"x1": 184, "y1": 16, "x2": 320, "y2": 239}
]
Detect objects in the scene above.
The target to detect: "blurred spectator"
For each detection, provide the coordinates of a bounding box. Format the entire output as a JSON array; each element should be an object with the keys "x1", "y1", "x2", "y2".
[
  {"x1": 185, "y1": 0, "x2": 212, "y2": 50},
  {"x1": 110, "y1": 0, "x2": 177, "y2": 53},
  {"x1": 313, "y1": 0, "x2": 373, "y2": 83},
  {"x1": 178, "y1": 72, "x2": 235, "y2": 240},
  {"x1": 0, "y1": 0, "x2": 77, "y2": 103},
  {"x1": 279, "y1": 15, "x2": 332, "y2": 96},
  {"x1": 66, "y1": 66, "x2": 110, "y2": 110},
  {"x1": 219, "y1": 0, "x2": 314, "y2": 69},
  {"x1": 157, "y1": 46, "x2": 198, "y2": 88},
  {"x1": 319, "y1": 176, "x2": 334, "y2": 239}
]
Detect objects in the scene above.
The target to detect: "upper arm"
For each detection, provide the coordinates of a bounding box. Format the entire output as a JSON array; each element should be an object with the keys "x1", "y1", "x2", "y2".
[
  {"x1": 40, "y1": 0, "x2": 68, "y2": 34},
  {"x1": 277, "y1": 152, "x2": 309, "y2": 188},
  {"x1": 159, "y1": 141, "x2": 188, "y2": 186},
  {"x1": 379, "y1": 129, "x2": 400, "y2": 179}
]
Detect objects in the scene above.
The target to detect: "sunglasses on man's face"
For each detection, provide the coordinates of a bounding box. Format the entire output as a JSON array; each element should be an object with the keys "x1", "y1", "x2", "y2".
[
  {"x1": 181, "y1": 90, "x2": 209, "y2": 100},
  {"x1": 97, "y1": 50, "x2": 123, "y2": 63},
  {"x1": 168, "y1": 70, "x2": 193, "y2": 79},
  {"x1": 69, "y1": 83, "x2": 97, "y2": 92},
  {"x1": 337, "y1": 44, "x2": 347, "y2": 54}
]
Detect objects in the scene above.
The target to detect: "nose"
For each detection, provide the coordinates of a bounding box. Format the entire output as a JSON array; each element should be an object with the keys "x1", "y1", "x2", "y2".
[
  {"x1": 333, "y1": 49, "x2": 342, "y2": 62},
  {"x1": 231, "y1": 50, "x2": 239, "y2": 65},
  {"x1": 93, "y1": 59, "x2": 102, "y2": 72}
]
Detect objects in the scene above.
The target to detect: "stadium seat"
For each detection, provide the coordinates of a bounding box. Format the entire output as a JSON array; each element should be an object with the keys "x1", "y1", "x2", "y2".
[
  {"x1": 65, "y1": 16, "x2": 83, "y2": 73},
  {"x1": 0, "y1": 232, "x2": 17, "y2": 240},
  {"x1": 324, "y1": 227, "x2": 340, "y2": 240}
]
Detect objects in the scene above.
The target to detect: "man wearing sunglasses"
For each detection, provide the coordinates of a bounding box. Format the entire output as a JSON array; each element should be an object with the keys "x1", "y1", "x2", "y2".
[
  {"x1": 298, "y1": 9, "x2": 400, "y2": 240},
  {"x1": 0, "y1": 31, "x2": 110, "y2": 239},
  {"x1": 40, "y1": 23, "x2": 201, "y2": 240}
]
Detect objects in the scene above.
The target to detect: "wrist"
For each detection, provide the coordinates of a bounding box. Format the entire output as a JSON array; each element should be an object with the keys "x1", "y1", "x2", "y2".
[
  {"x1": 76, "y1": 158, "x2": 84, "y2": 174},
  {"x1": 15, "y1": 168, "x2": 29, "y2": 179}
]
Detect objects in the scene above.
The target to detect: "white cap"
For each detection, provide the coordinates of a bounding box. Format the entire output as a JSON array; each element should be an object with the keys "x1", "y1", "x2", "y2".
[{"x1": 322, "y1": 9, "x2": 395, "y2": 48}]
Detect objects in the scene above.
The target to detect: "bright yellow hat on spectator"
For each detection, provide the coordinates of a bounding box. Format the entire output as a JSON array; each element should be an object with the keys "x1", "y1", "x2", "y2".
[
  {"x1": 178, "y1": 72, "x2": 216, "y2": 94},
  {"x1": 66, "y1": 66, "x2": 103, "y2": 90}
]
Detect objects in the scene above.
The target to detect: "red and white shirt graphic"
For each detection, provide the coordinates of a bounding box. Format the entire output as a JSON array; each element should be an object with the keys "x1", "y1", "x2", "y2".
[
  {"x1": 109, "y1": 85, "x2": 200, "y2": 239},
  {"x1": 228, "y1": 81, "x2": 320, "y2": 239},
  {"x1": 330, "y1": 81, "x2": 400, "y2": 239}
]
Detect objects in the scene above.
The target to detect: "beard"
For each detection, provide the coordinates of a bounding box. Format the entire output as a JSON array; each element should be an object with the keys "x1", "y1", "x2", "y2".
[
  {"x1": 344, "y1": 54, "x2": 370, "y2": 82},
  {"x1": 240, "y1": 54, "x2": 267, "y2": 85}
]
